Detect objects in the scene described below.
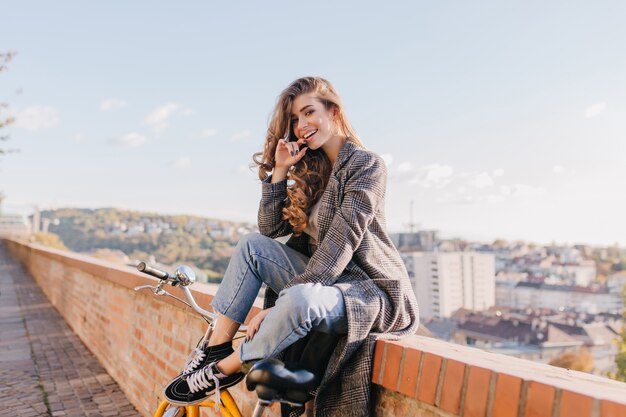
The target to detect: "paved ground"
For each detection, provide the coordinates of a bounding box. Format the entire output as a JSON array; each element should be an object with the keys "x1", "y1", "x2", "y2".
[{"x1": 0, "y1": 244, "x2": 140, "y2": 417}]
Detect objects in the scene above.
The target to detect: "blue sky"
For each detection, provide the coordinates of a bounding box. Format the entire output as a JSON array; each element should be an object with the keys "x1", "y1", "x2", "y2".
[{"x1": 2, "y1": 1, "x2": 625, "y2": 246}]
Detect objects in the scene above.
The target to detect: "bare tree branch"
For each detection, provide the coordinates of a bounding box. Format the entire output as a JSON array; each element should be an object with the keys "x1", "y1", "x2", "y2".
[{"x1": 1, "y1": 50, "x2": 18, "y2": 157}]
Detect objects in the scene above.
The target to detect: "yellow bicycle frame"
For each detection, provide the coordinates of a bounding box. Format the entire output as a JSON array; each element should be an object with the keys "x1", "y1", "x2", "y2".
[{"x1": 154, "y1": 390, "x2": 242, "y2": 417}]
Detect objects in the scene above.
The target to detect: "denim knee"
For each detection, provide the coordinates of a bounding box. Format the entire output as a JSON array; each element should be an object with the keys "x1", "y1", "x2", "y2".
[
  {"x1": 236, "y1": 232, "x2": 273, "y2": 256},
  {"x1": 279, "y1": 283, "x2": 319, "y2": 304},
  {"x1": 277, "y1": 283, "x2": 344, "y2": 328}
]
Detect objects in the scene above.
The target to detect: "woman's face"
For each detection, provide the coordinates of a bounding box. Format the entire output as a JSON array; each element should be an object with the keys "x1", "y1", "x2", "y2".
[{"x1": 290, "y1": 92, "x2": 338, "y2": 151}]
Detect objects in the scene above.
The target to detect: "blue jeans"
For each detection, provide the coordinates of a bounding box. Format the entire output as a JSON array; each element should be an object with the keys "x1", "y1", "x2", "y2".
[{"x1": 211, "y1": 233, "x2": 348, "y2": 362}]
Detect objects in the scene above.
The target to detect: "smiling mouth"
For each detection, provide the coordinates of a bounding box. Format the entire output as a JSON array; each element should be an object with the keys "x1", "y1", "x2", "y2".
[{"x1": 303, "y1": 130, "x2": 317, "y2": 140}]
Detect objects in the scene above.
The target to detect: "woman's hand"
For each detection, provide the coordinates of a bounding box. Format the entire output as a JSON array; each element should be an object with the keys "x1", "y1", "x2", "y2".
[
  {"x1": 274, "y1": 138, "x2": 308, "y2": 170},
  {"x1": 246, "y1": 307, "x2": 273, "y2": 342}
]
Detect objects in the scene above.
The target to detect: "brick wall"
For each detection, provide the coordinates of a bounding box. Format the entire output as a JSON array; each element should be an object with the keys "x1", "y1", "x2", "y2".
[
  {"x1": 6, "y1": 239, "x2": 626, "y2": 417},
  {"x1": 6, "y1": 240, "x2": 270, "y2": 417}
]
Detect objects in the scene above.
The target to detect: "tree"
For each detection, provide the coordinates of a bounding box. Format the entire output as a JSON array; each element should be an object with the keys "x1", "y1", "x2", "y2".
[
  {"x1": 1, "y1": 51, "x2": 17, "y2": 213},
  {"x1": 0, "y1": 51, "x2": 17, "y2": 153},
  {"x1": 33, "y1": 232, "x2": 68, "y2": 251},
  {"x1": 611, "y1": 284, "x2": 626, "y2": 382},
  {"x1": 492, "y1": 239, "x2": 508, "y2": 247},
  {"x1": 549, "y1": 348, "x2": 594, "y2": 373}
]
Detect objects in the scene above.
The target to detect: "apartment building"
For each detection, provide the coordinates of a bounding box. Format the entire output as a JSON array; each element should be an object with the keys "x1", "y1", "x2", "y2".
[
  {"x1": 497, "y1": 281, "x2": 624, "y2": 314},
  {"x1": 401, "y1": 252, "x2": 496, "y2": 320}
]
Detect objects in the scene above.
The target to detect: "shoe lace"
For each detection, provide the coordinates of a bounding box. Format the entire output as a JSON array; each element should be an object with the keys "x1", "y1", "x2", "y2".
[
  {"x1": 183, "y1": 347, "x2": 206, "y2": 375},
  {"x1": 187, "y1": 362, "x2": 223, "y2": 412}
]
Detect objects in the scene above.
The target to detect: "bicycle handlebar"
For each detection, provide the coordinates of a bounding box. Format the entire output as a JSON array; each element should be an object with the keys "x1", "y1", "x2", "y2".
[
  {"x1": 136, "y1": 261, "x2": 233, "y2": 325},
  {"x1": 136, "y1": 261, "x2": 170, "y2": 280}
]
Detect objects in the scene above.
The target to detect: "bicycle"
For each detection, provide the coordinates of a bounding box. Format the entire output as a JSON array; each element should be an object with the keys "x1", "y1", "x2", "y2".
[{"x1": 135, "y1": 262, "x2": 319, "y2": 417}]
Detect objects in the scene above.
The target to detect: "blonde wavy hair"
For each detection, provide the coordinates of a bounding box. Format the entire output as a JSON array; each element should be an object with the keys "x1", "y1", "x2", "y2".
[{"x1": 253, "y1": 77, "x2": 364, "y2": 235}]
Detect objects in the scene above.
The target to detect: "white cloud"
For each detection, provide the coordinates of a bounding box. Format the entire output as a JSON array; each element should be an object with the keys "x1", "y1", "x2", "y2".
[
  {"x1": 100, "y1": 99, "x2": 128, "y2": 111},
  {"x1": 390, "y1": 161, "x2": 415, "y2": 183},
  {"x1": 392, "y1": 162, "x2": 455, "y2": 188},
  {"x1": 553, "y1": 165, "x2": 565, "y2": 174},
  {"x1": 499, "y1": 184, "x2": 545, "y2": 197},
  {"x1": 112, "y1": 133, "x2": 148, "y2": 147},
  {"x1": 145, "y1": 103, "x2": 180, "y2": 125},
  {"x1": 397, "y1": 162, "x2": 413, "y2": 173},
  {"x1": 585, "y1": 102, "x2": 606, "y2": 119},
  {"x1": 446, "y1": 183, "x2": 545, "y2": 206},
  {"x1": 181, "y1": 108, "x2": 195, "y2": 116},
  {"x1": 469, "y1": 172, "x2": 494, "y2": 188},
  {"x1": 447, "y1": 195, "x2": 476, "y2": 205},
  {"x1": 380, "y1": 153, "x2": 393, "y2": 167},
  {"x1": 170, "y1": 157, "x2": 191, "y2": 169},
  {"x1": 408, "y1": 164, "x2": 454, "y2": 188},
  {"x1": 144, "y1": 103, "x2": 180, "y2": 134},
  {"x1": 72, "y1": 133, "x2": 86, "y2": 143},
  {"x1": 14, "y1": 106, "x2": 60, "y2": 131},
  {"x1": 237, "y1": 164, "x2": 256, "y2": 175},
  {"x1": 492, "y1": 168, "x2": 504, "y2": 177},
  {"x1": 484, "y1": 194, "x2": 506, "y2": 203},
  {"x1": 201, "y1": 128, "x2": 217, "y2": 138},
  {"x1": 231, "y1": 129, "x2": 252, "y2": 141},
  {"x1": 423, "y1": 164, "x2": 454, "y2": 184}
]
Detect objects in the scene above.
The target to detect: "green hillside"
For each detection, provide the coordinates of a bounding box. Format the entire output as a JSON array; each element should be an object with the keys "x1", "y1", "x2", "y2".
[{"x1": 39, "y1": 208, "x2": 256, "y2": 281}]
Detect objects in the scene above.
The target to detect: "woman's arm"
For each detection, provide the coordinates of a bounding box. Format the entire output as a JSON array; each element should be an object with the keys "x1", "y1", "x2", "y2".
[
  {"x1": 285, "y1": 152, "x2": 386, "y2": 287},
  {"x1": 258, "y1": 139, "x2": 307, "y2": 238},
  {"x1": 257, "y1": 174, "x2": 293, "y2": 238}
]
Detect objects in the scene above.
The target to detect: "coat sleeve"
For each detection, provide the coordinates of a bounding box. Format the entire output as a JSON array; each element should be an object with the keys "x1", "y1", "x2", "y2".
[
  {"x1": 257, "y1": 176, "x2": 294, "y2": 238},
  {"x1": 285, "y1": 153, "x2": 386, "y2": 288}
]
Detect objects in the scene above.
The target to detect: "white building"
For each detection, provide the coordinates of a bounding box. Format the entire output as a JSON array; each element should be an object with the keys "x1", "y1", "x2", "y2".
[
  {"x1": 549, "y1": 260, "x2": 597, "y2": 286},
  {"x1": 0, "y1": 213, "x2": 31, "y2": 236},
  {"x1": 607, "y1": 271, "x2": 626, "y2": 295},
  {"x1": 502, "y1": 282, "x2": 623, "y2": 314},
  {"x1": 402, "y1": 252, "x2": 496, "y2": 320},
  {"x1": 390, "y1": 230, "x2": 439, "y2": 252}
]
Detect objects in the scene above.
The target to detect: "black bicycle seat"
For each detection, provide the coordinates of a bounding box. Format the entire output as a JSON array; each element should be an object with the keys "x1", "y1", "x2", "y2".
[{"x1": 245, "y1": 358, "x2": 319, "y2": 404}]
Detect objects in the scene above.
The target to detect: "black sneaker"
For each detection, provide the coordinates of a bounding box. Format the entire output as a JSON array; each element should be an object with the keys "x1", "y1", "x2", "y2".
[
  {"x1": 164, "y1": 361, "x2": 244, "y2": 406},
  {"x1": 182, "y1": 341, "x2": 234, "y2": 377}
]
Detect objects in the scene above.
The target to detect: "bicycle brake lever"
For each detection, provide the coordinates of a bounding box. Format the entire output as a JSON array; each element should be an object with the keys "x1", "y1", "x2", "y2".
[
  {"x1": 134, "y1": 285, "x2": 171, "y2": 297},
  {"x1": 134, "y1": 285, "x2": 157, "y2": 292},
  {"x1": 154, "y1": 287, "x2": 170, "y2": 296}
]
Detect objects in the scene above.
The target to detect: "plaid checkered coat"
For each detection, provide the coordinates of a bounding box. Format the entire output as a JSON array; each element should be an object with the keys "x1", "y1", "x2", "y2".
[{"x1": 258, "y1": 140, "x2": 420, "y2": 416}]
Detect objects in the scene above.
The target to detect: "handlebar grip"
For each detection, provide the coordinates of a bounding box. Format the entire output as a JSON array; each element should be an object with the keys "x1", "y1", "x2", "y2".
[{"x1": 136, "y1": 262, "x2": 170, "y2": 280}]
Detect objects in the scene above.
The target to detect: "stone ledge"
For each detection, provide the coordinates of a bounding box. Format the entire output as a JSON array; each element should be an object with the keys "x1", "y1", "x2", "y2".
[
  {"x1": 7, "y1": 238, "x2": 263, "y2": 319},
  {"x1": 372, "y1": 337, "x2": 626, "y2": 417}
]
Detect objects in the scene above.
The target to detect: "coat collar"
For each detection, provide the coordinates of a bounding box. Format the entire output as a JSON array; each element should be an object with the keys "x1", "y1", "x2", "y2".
[{"x1": 331, "y1": 139, "x2": 363, "y2": 176}]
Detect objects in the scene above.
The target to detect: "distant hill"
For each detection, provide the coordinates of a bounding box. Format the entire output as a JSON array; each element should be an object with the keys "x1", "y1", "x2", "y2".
[{"x1": 39, "y1": 208, "x2": 257, "y2": 281}]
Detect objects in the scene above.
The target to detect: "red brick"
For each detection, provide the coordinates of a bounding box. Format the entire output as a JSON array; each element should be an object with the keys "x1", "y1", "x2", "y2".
[
  {"x1": 382, "y1": 342, "x2": 404, "y2": 391},
  {"x1": 558, "y1": 390, "x2": 593, "y2": 417},
  {"x1": 493, "y1": 373, "x2": 522, "y2": 417},
  {"x1": 439, "y1": 359, "x2": 466, "y2": 414},
  {"x1": 525, "y1": 381, "x2": 555, "y2": 417},
  {"x1": 173, "y1": 340, "x2": 187, "y2": 352},
  {"x1": 463, "y1": 366, "x2": 492, "y2": 417},
  {"x1": 164, "y1": 320, "x2": 173, "y2": 332},
  {"x1": 417, "y1": 353, "x2": 442, "y2": 405},
  {"x1": 398, "y1": 348, "x2": 422, "y2": 397},
  {"x1": 601, "y1": 400, "x2": 626, "y2": 417},
  {"x1": 372, "y1": 340, "x2": 386, "y2": 385}
]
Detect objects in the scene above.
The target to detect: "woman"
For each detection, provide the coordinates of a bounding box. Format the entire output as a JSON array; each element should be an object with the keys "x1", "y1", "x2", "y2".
[{"x1": 164, "y1": 77, "x2": 419, "y2": 416}]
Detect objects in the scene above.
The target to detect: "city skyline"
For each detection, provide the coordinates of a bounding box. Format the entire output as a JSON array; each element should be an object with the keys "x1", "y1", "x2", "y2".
[{"x1": 2, "y1": 2, "x2": 626, "y2": 246}]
